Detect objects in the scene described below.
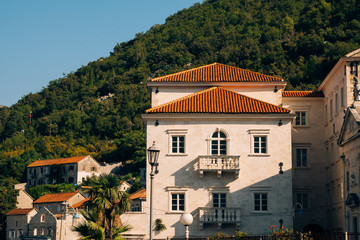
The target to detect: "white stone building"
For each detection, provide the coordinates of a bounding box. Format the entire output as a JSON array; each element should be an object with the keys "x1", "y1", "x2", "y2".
[
  {"x1": 124, "y1": 63, "x2": 296, "y2": 237},
  {"x1": 123, "y1": 49, "x2": 360, "y2": 238}
]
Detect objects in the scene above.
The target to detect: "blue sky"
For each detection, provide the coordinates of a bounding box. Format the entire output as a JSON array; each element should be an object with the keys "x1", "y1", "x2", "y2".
[{"x1": 0, "y1": 0, "x2": 202, "y2": 107}]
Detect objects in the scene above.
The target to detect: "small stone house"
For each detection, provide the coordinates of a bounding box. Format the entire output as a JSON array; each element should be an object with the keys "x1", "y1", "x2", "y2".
[
  {"x1": 6, "y1": 208, "x2": 37, "y2": 240},
  {"x1": 33, "y1": 191, "x2": 86, "y2": 215},
  {"x1": 27, "y1": 155, "x2": 102, "y2": 187},
  {"x1": 129, "y1": 188, "x2": 146, "y2": 212},
  {"x1": 14, "y1": 183, "x2": 33, "y2": 209}
]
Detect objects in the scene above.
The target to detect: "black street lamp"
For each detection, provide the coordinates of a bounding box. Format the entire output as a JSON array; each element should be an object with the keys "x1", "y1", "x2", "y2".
[{"x1": 148, "y1": 141, "x2": 160, "y2": 240}]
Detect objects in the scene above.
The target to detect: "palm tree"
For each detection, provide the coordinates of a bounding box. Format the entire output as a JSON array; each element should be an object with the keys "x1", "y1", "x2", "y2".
[
  {"x1": 81, "y1": 174, "x2": 131, "y2": 240},
  {"x1": 74, "y1": 208, "x2": 131, "y2": 240}
]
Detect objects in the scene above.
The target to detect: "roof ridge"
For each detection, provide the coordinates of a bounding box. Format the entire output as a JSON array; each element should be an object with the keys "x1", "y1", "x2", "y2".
[{"x1": 150, "y1": 62, "x2": 283, "y2": 82}]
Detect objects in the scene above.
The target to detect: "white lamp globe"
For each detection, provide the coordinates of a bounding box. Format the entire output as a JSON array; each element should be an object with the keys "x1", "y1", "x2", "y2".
[{"x1": 180, "y1": 213, "x2": 193, "y2": 226}]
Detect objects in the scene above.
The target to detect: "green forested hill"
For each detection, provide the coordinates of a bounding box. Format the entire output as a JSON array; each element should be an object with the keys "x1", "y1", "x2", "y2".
[{"x1": 1, "y1": 0, "x2": 360, "y2": 234}]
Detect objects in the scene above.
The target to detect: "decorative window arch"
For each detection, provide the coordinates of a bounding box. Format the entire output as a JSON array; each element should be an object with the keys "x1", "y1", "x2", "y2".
[{"x1": 210, "y1": 129, "x2": 228, "y2": 155}]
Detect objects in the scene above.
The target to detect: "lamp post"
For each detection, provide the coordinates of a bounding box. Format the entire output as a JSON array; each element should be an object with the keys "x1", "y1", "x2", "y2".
[
  {"x1": 148, "y1": 141, "x2": 160, "y2": 240},
  {"x1": 180, "y1": 213, "x2": 193, "y2": 240}
]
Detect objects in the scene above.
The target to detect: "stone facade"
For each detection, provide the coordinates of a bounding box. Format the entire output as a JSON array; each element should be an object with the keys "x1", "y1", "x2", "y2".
[
  {"x1": 6, "y1": 208, "x2": 37, "y2": 240},
  {"x1": 27, "y1": 155, "x2": 103, "y2": 187},
  {"x1": 123, "y1": 50, "x2": 360, "y2": 238}
]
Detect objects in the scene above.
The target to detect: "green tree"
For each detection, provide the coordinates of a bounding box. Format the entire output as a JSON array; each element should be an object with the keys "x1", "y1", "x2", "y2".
[
  {"x1": 82, "y1": 174, "x2": 131, "y2": 240},
  {"x1": 74, "y1": 208, "x2": 130, "y2": 240}
]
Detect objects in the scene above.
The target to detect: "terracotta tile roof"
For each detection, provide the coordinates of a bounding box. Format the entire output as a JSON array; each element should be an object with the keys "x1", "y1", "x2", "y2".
[
  {"x1": 28, "y1": 156, "x2": 88, "y2": 167},
  {"x1": 282, "y1": 91, "x2": 324, "y2": 97},
  {"x1": 151, "y1": 63, "x2": 283, "y2": 82},
  {"x1": 146, "y1": 87, "x2": 290, "y2": 114},
  {"x1": 33, "y1": 191, "x2": 79, "y2": 204},
  {"x1": 6, "y1": 208, "x2": 35, "y2": 216},
  {"x1": 130, "y1": 188, "x2": 146, "y2": 200},
  {"x1": 71, "y1": 197, "x2": 90, "y2": 208}
]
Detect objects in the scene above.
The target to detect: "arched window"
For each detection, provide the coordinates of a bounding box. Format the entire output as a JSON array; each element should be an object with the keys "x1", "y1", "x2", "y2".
[{"x1": 211, "y1": 130, "x2": 227, "y2": 155}]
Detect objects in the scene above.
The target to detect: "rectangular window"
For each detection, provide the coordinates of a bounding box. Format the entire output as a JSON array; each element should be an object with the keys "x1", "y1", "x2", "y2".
[
  {"x1": 171, "y1": 193, "x2": 185, "y2": 211},
  {"x1": 296, "y1": 193, "x2": 309, "y2": 209},
  {"x1": 330, "y1": 99, "x2": 333, "y2": 119},
  {"x1": 325, "y1": 104, "x2": 328, "y2": 122},
  {"x1": 341, "y1": 87, "x2": 344, "y2": 108},
  {"x1": 69, "y1": 165, "x2": 74, "y2": 171},
  {"x1": 335, "y1": 93, "x2": 339, "y2": 113},
  {"x1": 347, "y1": 171, "x2": 350, "y2": 191},
  {"x1": 254, "y1": 193, "x2": 268, "y2": 211},
  {"x1": 295, "y1": 111, "x2": 306, "y2": 126},
  {"x1": 40, "y1": 228, "x2": 45, "y2": 236},
  {"x1": 9, "y1": 230, "x2": 16, "y2": 238},
  {"x1": 296, "y1": 149, "x2": 307, "y2": 167},
  {"x1": 172, "y1": 136, "x2": 185, "y2": 154},
  {"x1": 18, "y1": 229, "x2": 23, "y2": 236},
  {"x1": 213, "y1": 193, "x2": 226, "y2": 208},
  {"x1": 254, "y1": 136, "x2": 267, "y2": 154}
]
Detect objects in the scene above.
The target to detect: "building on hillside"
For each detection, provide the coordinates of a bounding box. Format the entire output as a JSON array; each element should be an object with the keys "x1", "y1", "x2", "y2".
[
  {"x1": 14, "y1": 183, "x2": 33, "y2": 209},
  {"x1": 124, "y1": 63, "x2": 296, "y2": 237},
  {"x1": 129, "y1": 188, "x2": 146, "y2": 212},
  {"x1": 6, "y1": 208, "x2": 37, "y2": 240},
  {"x1": 7, "y1": 191, "x2": 86, "y2": 240},
  {"x1": 33, "y1": 191, "x2": 86, "y2": 215},
  {"x1": 26, "y1": 155, "x2": 121, "y2": 187}
]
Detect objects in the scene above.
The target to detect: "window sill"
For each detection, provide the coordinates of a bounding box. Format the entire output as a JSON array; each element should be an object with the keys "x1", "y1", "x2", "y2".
[
  {"x1": 166, "y1": 154, "x2": 188, "y2": 157},
  {"x1": 294, "y1": 167, "x2": 310, "y2": 170},
  {"x1": 166, "y1": 211, "x2": 185, "y2": 214},
  {"x1": 248, "y1": 154, "x2": 270, "y2": 157},
  {"x1": 293, "y1": 125, "x2": 310, "y2": 128},
  {"x1": 251, "y1": 212, "x2": 271, "y2": 215}
]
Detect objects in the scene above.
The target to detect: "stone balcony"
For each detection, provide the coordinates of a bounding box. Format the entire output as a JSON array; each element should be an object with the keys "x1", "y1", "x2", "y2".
[
  {"x1": 198, "y1": 155, "x2": 240, "y2": 178},
  {"x1": 198, "y1": 207, "x2": 241, "y2": 230}
]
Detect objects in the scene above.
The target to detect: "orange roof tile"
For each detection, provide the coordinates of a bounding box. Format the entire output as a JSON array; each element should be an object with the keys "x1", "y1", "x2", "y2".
[
  {"x1": 28, "y1": 156, "x2": 88, "y2": 167},
  {"x1": 282, "y1": 91, "x2": 324, "y2": 97},
  {"x1": 6, "y1": 208, "x2": 35, "y2": 216},
  {"x1": 146, "y1": 87, "x2": 290, "y2": 114},
  {"x1": 130, "y1": 188, "x2": 146, "y2": 200},
  {"x1": 33, "y1": 191, "x2": 79, "y2": 204},
  {"x1": 151, "y1": 63, "x2": 283, "y2": 83},
  {"x1": 71, "y1": 197, "x2": 90, "y2": 208}
]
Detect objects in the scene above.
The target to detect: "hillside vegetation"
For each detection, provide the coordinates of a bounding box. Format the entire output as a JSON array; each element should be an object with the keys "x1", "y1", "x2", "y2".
[{"x1": 1, "y1": 0, "x2": 360, "y2": 235}]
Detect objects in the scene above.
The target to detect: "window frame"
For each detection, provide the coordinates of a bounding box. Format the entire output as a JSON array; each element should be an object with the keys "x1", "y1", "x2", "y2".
[
  {"x1": 166, "y1": 186, "x2": 188, "y2": 213},
  {"x1": 171, "y1": 135, "x2": 185, "y2": 154},
  {"x1": 295, "y1": 149, "x2": 307, "y2": 167},
  {"x1": 166, "y1": 129, "x2": 188, "y2": 156},
  {"x1": 295, "y1": 111, "x2": 307, "y2": 126},
  {"x1": 249, "y1": 129, "x2": 270, "y2": 156},
  {"x1": 254, "y1": 193, "x2": 268, "y2": 212},
  {"x1": 212, "y1": 193, "x2": 227, "y2": 208},
  {"x1": 171, "y1": 193, "x2": 185, "y2": 212},
  {"x1": 210, "y1": 130, "x2": 227, "y2": 156},
  {"x1": 295, "y1": 193, "x2": 309, "y2": 209}
]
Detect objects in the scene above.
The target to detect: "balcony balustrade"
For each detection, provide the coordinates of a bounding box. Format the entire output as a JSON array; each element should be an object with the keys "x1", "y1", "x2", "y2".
[
  {"x1": 198, "y1": 155, "x2": 240, "y2": 178},
  {"x1": 198, "y1": 207, "x2": 241, "y2": 230}
]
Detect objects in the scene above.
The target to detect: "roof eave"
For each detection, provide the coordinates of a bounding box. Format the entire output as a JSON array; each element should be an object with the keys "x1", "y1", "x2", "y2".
[
  {"x1": 318, "y1": 56, "x2": 360, "y2": 91},
  {"x1": 147, "y1": 81, "x2": 286, "y2": 87},
  {"x1": 142, "y1": 113, "x2": 295, "y2": 120}
]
